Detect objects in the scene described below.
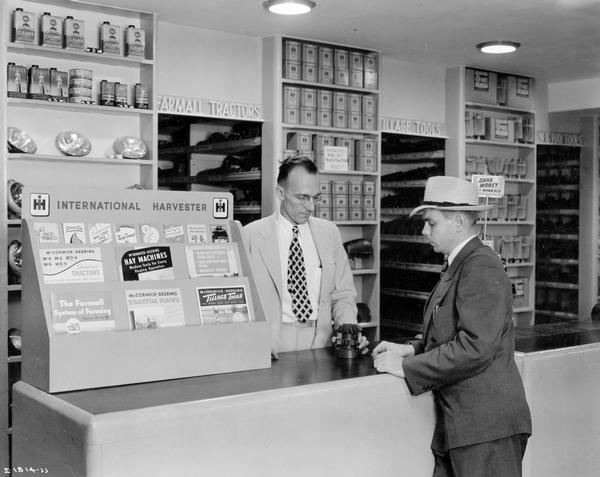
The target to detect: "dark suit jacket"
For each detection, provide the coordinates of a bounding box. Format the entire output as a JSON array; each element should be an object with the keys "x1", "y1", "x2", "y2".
[{"x1": 403, "y1": 237, "x2": 532, "y2": 451}]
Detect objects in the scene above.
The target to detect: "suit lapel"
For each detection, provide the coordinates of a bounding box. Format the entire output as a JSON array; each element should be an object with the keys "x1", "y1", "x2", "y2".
[
  {"x1": 256, "y1": 215, "x2": 283, "y2": 297},
  {"x1": 422, "y1": 237, "x2": 483, "y2": 337},
  {"x1": 307, "y1": 217, "x2": 329, "y2": 299}
]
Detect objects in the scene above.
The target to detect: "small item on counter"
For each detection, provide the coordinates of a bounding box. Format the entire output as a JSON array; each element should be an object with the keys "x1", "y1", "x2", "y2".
[
  {"x1": 100, "y1": 21, "x2": 122, "y2": 55},
  {"x1": 13, "y1": 8, "x2": 36, "y2": 44},
  {"x1": 99, "y1": 80, "x2": 115, "y2": 106},
  {"x1": 7, "y1": 63, "x2": 28, "y2": 98},
  {"x1": 125, "y1": 25, "x2": 146, "y2": 58},
  {"x1": 50, "y1": 68, "x2": 69, "y2": 101},
  {"x1": 7, "y1": 179, "x2": 23, "y2": 219},
  {"x1": 113, "y1": 136, "x2": 148, "y2": 159},
  {"x1": 134, "y1": 83, "x2": 148, "y2": 109},
  {"x1": 7, "y1": 127, "x2": 37, "y2": 154},
  {"x1": 64, "y1": 16, "x2": 85, "y2": 50},
  {"x1": 55, "y1": 131, "x2": 92, "y2": 157},
  {"x1": 28, "y1": 65, "x2": 51, "y2": 99},
  {"x1": 40, "y1": 11, "x2": 63, "y2": 48},
  {"x1": 114, "y1": 82, "x2": 128, "y2": 107}
]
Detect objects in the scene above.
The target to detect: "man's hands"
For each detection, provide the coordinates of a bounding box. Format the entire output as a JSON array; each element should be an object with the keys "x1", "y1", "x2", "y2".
[
  {"x1": 331, "y1": 323, "x2": 370, "y2": 355},
  {"x1": 371, "y1": 341, "x2": 415, "y2": 378}
]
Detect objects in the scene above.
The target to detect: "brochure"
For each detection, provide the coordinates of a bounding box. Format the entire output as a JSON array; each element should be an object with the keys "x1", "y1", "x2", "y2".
[
  {"x1": 196, "y1": 284, "x2": 252, "y2": 325},
  {"x1": 89, "y1": 223, "x2": 113, "y2": 244},
  {"x1": 39, "y1": 247, "x2": 104, "y2": 284},
  {"x1": 34, "y1": 222, "x2": 60, "y2": 243},
  {"x1": 63, "y1": 223, "x2": 86, "y2": 244},
  {"x1": 51, "y1": 290, "x2": 114, "y2": 334},
  {"x1": 120, "y1": 245, "x2": 175, "y2": 281},
  {"x1": 125, "y1": 288, "x2": 185, "y2": 329},
  {"x1": 185, "y1": 243, "x2": 240, "y2": 278}
]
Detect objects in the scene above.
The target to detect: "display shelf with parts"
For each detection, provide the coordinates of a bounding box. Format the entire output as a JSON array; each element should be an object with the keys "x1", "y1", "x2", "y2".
[
  {"x1": 262, "y1": 35, "x2": 381, "y2": 341},
  {"x1": 446, "y1": 66, "x2": 537, "y2": 327},
  {"x1": 379, "y1": 134, "x2": 446, "y2": 340},
  {"x1": 157, "y1": 114, "x2": 263, "y2": 226},
  {"x1": 535, "y1": 145, "x2": 581, "y2": 323},
  {"x1": 1, "y1": 0, "x2": 158, "y2": 464}
]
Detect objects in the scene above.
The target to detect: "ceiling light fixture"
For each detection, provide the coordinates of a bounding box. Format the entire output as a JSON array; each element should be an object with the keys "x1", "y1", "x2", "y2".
[
  {"x1": 477, "y1": 41, "x2": 521, "y2": 54},
  {"x1": 263, "y1": 0, "x2": 316, "y2": 15}
]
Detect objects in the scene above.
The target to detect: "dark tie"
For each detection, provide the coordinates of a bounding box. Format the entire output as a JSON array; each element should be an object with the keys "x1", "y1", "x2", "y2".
[{"x1": 287, "y1": 225, "x2": 313, "y2": 323}]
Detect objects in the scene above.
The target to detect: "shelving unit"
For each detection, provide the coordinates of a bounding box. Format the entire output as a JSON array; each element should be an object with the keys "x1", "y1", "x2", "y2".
[
  {"x1": 157, "y1": 114, "x2": 263, "y2": 225},
  {"x1": 379, "y1": 133, "x2": 446, "y2": 340},
  {"x1": 535, "y1": 144, "x2": 581, "y2": 322},
  {"x1": 262, "y1": 35, "x2": 381, "y2": 340},
  {"x1": 446, "y1": 66, "x2": 537, "y2": 327},
  {"x1": 1, "y1": 0, "x2": 158, "y2": 464}
]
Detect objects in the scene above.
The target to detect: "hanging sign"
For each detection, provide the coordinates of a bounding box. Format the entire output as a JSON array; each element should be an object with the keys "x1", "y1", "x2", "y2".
[
  {"x1": 472, "y1": 175, "x2": 505, "y2": 198},
  {"x1": 536, "y1": 130, "x2": 583, "y2": 146},
  {"x1": 380, "y1": 116, "x2": 445, "y2": 137},
  {"x1": 157, "y1": 94, "x2": 263, "y2": 121}
]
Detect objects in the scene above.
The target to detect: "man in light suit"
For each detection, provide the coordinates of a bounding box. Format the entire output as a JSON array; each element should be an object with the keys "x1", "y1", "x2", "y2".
[
  {"x1": 244, "y1": 156, "x2": 368, "y2": 358},
  {"x1": 373, "y1": 176, "x2": 531, "y2": 477}
]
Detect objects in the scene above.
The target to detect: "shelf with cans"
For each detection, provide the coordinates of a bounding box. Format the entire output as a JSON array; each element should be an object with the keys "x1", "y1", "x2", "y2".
[
  {"x1": 535, "y1": 144, "x2": 581, "y2": 323},
  {"x1": 157, "y1": 115, "x2": 263, "y2": 225},
  {"x1": 1, "y1": 0, "x2": 159, "y2": 460},
  {"x1": 445, "y1": 66, "x2": 537, "y2": 326},
  {"x1": 262, "y1": 35, "x2": 382, "y2": 341},
  {"x1": 378, "y1": 134, "x2": 447, "y2": 340}
]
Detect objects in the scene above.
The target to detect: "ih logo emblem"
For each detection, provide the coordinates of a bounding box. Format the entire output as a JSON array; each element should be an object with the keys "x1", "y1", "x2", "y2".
[
  {"x1": 213, "y1": 197, "x2": 228, "y2": 219},
  {"x1": 30, "y1": 193, "x2": 50, "y2": 217}
]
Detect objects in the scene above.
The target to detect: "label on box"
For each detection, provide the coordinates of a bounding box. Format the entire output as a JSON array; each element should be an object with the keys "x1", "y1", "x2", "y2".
[
  {"x1": 301, "y1": 107, "x2": 316, "y2": 126},
  {"x1": 317, "y1": 109, "x2": 332, "y2": 127},
  {"x1": 285, "y1": 60, "x2": 300, "y2": 80},
  {"x1": 283, "y1": 86, "x2": 300, "y2": 108},
  {"x1": 301, "y1": 88, "x2": 316, "y2": 108},
  {"x1": 302, "y1": 63, "x2": 316, "y2": 82},
  {"x1": 317, "y1": 90, "x2": 332, "y2": 109},
  {"x1": 322, "y1": 146, "x2": 349, "y2": 171},
  {"x1": 333, "y1": 182, "x2": 348, "y2": 194},
  {"x1": 284, "y1": 40, "x2": 300, "y2": 61},
  {"x1": 302, "y1": 43, "x2": 317, "y2": 63},
  {"x1": 318, "y1": 67, "x2": 333, "y2": 84}
]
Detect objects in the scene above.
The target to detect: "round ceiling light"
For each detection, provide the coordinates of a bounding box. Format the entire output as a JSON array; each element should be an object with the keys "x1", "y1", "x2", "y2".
[
  {"x1": 477, "y1": 41, "x2": 520, "y2": 54},
  {"x1": 264, "y1": 0, "x2": 316, "y2": 15}
]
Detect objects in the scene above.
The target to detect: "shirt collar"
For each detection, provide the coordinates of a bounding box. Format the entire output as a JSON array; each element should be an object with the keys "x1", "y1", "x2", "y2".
[
  {"x1": 447, "y1": 234, "x2": 477, "y2": 266},
  {"x1": 275, "y1": 209, "x2": 310, "y2": 234}
]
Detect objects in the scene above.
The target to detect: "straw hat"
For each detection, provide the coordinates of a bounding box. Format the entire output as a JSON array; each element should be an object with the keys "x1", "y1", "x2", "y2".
[{"x1": 409, "y1": 176, "x2": 494, "y2": 217}]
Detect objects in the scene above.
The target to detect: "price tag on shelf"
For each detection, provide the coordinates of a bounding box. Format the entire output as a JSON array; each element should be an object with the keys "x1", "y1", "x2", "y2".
[{"x1": 472, "y1": 175, "x2": 505, "y2": 198}]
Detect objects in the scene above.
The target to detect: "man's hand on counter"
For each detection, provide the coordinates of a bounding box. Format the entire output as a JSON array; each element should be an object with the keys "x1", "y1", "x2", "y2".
[
  {"x1": 331, "y1": 323, "x2": 370, "y2": 355},
  {"x1": 371, "y1": 341, "x2": 416, "y2": 378}
]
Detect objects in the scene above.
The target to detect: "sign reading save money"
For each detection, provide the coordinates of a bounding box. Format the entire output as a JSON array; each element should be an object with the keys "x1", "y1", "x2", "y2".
[{"x1": 471, "y1": 175, "x2": 505, "y2": 198}]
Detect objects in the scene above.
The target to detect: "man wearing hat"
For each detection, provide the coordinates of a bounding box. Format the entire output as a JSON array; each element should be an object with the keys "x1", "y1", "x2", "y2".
[{"x1": 372, "y1": 176, "x2": 531, "y2": 477}]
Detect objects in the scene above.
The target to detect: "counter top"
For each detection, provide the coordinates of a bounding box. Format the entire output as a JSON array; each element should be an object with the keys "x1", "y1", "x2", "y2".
[{"x1": 54, "y1": 346, "x2": 378, "y2": 415}]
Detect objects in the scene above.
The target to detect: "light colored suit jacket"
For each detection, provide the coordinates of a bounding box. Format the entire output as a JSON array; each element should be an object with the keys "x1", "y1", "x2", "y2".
[
  {"x1": 403, "y1": 237, "x2": 532, "y2": 451},
  {"x1": 243, "y1": 214, "x2": 357, "y2": 353}
]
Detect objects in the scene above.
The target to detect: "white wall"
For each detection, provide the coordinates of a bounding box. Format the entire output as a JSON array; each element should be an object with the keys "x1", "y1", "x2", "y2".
[
  {"x1": 548, "y1": 77, "x2": 600, "y2": 113},
  {"x1": 380, "y1": 58, "x2": 446, "y2": 123},
  {"x1": 157, "y1": 22, "x2": 262, "y2": 104}
]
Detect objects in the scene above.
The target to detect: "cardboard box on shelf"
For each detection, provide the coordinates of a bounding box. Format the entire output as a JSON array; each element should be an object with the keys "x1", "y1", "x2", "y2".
[
  {"x1": 318, "y1": 67, "x2": 333, "y2": 84},
  {"x1": 363, "y1": 196, "x2": 375, "y2": 208},
  {"x1": 350, "y1": 181, "x2": 362, "y2": 195},
  {"x1": 357, "y1": 138, "x2": 377, "y2": 157},
  {"x1": 356, "y1": 155, "x2": 377, "y2": 172},
  {"x1": 300, "y1": 107, "x2": 316, "y2": 126},
  {"x1": 301, "y1": 88, "x2": 317, "y2": 108},
  {"x1": 350, "y1": 208, "x2": 363, "y2": 221},
  {"x1": 302, "y1": 63, "x2": 316, "y2": 82},
  {"x1": 348, "y1": 94, "x2": 362, "y2": 113},
  {"x1": 333, "y1": 92, "x2": 348, "y2": 112},
  {"x1": 319, "y1": 47, "x2": 333, "y2": 67},
  {"x1": 302, "y1": 43, "x2": 317, "y2": 64},
  {"x1": 348, "y1": 113, "x2": 361, "y2": 130},
  {"x1": 333, "y1": 111, "x2": 347, "y2": 129},
  {"x1": 319, "y1": 195, "x2": 332, "y2": 208},
  {"x1": 364, "y1": 52, "x2": 378, "y2": 72},
  {"x1": 362, "y1": 114, "x2": 377, "y2": 131},
  {"x1": 508, "y1": 75, "x2": 535, "y2": 110},
  {"x1": 350, "y1": 52, "x2": 364, "y2": 70},
  {"x1": 362, "y1": 181, "x2": 376, "y2": 196},
  {"x1": 284, "y1": 60, "x2": 301, "y2": 80},
  {"x1": 465, "y1": 67, "x2": 498, "y2": 105},
  {"x1": 284, "y1": 39, "x2": 301, "y2": 61},
  {"x1": 283, "y1": 85, "x2": 300, "y2": 108},
  {"x1": 350, "y1": 69, "x2": 364, "y2": 88},
  {"x1": 362, "y1": 95, "x2": 377, "y2": 115},
  {"x1": 334, "y1": 68, "x2": 350, "y2": 86},
  {"x1": 364, "y1": 70, "x2": 378, "y2": 90},
  {"x1": 333, "y1": 181, "x2": 349, "y2": 195},
  {"x1": 320, "y1": 181, "x2": 332, "y2": 194},
  {"x1": 288, "y1": 131, "x2": 313, "y2": 151},
  {"x1": 364, "y1": 208, "x2": 376, "y2": 221},
  {"x1": 336, "y1": 136, "x2": 355, "y2": 163},
  {"x1": 334, "y1": 208, "x2": 349, "y2": 221},
  {"x1": 350, "y1": 195, "x2": 363, "y2": 208},
  {"x1": 317, "y1": 109, "x2": 332, "y2": 128},
  {"x1": 334, "y1": 48, "x2": 349, "y2": 70},
  {"x1": 317, "y1": 90, "x2": 332, "y2": 109},
  {"x1": 283, "y1": 107, "x2": 300, "y2": 124}
]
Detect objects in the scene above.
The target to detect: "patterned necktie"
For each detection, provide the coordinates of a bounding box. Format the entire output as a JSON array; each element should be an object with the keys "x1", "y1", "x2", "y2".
[{"x1": 287, "y1": 225, "x2": 313, "y2": 323}]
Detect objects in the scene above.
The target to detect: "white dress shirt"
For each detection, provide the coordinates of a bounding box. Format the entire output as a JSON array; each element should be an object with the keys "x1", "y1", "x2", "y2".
[
  {"x1": 447, "y1": 234, "x2": 477, "y2": 266},
  {"x1": 276, "y1": 212, "x2": 322, "y2": 323}
]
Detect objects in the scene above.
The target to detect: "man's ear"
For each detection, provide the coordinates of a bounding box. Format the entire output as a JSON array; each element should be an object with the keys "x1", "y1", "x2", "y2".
[
  {"x1": 275, "y1": 185, "x2": 284, "y2": 201},
  {"x1": 454, "y1": 212, "x2": 466, "y2": 231}
]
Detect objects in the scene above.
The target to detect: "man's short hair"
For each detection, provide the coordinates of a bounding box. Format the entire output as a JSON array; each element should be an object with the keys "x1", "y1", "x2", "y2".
[
  {"x1": 441, "y1": 209, "x2": 479, "y2": 225},
  {"x1": 277, "y1": 156, "x2": 318, "y2": 185}
]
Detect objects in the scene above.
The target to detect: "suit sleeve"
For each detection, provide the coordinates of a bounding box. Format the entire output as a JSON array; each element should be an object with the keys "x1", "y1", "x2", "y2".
[
  {"x1": 402, "y1": 255, "x2": 512, "y2": 395},
  {"x1": 330, "y1": 225, "x2": 358, "y2": 326}
]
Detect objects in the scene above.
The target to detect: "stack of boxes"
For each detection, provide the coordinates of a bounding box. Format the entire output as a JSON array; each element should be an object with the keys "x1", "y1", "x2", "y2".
[
  {"x1": 284, "y1": 132, "x2": 377, "y2": 173},
  {"x1": 282, "y1": 38, "x2": 379, "y2": 130},
  {"x1": 316, "y1": 179, "x2": 376, "y2": 222}
]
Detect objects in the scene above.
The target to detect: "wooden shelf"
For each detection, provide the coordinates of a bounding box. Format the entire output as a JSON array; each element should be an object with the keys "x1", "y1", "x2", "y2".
[
  {"x1": 537, "y1": 184, "x2": 579, "y2": 191},
  {"x1": 537, "y1": 258, "x2": 578, "y2": 265},
  {"x1": 535, "y1": 309, "x2": 578, "y2": 320},
  {"x1": 537, "y1": 209, "x2": 579, "y2": 215},
  {"x1": 282, "y1": 123, "x2": 378, "y2": 136},
  {"x1": 7, "y1": 42, "x2": 154, "y2": 66},
  {"x1": 381, "y1": 179, "x2": 427, "y2": 188},
  {"x1": 7, "y1": 97, "x2": 154, "y2": 116},
  {"x1": 513, "y1": 307, "x2": 534, "y2": 314},
  {"x1": 381, "y1": 150, "x2": 444, "y2": 163},
  {"x1": 7, "y1": 285, "x2": 21, "y2": 292},
  {"x1": 358, "y1": 322, "x2": 378, "y2": 329},
  {"x1": 159, "y1": 137, "x2": 261, "y2": 156},
  {"x1": 381, "y1": 288, "x2": 429, "y2": 301},
  {"x1": 7, "y1": 356, "x2": 21, "y2": 364},
  {"x1": 282, "y1": 78, "x2": 379, "y2": 95},
  {"x1": 381, "y1": 207, "x2": 413, "y2": 216},
  {"x1": 381, "y1": 234, "x2": 428, "y2": 244},
  {"x1": 233, "y1": 206, "x2": 261, "y2": 214},
  {"x1": 505, "y1": 262, "x2": 534, "y2": 268},
  {"x1": 480, "y1": 220, "x2": 535, "y2": 225},
  {"x1": 465, "y1": 102, "x2": 535, "y2": 115},
  {"x1": 381, "y1": 261, "x2": 442, "y2": 273},
  {"x1": 536, "y1": 281, "x2": 578, "y2": 290},
  {"x1": 352, "y1": 269, "x2": 378, "y2": 275},
  {"x1": 318, "y1": 169, "x2": 378, "y2": 176},
  {"x1": 9, "y1": 153, "x2": 152, "y2": 166},
  {"x1": 537, "y1": 233, "x2": 578, "y2": 240},
  {"x1": 466, "y1": 139, "x2": 535, "y2": 149}
]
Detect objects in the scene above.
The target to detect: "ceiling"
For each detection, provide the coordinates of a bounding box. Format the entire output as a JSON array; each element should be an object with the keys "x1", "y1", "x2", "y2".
[{"x1": 100, "y1": 0, "x2": 600, "y2": 83}]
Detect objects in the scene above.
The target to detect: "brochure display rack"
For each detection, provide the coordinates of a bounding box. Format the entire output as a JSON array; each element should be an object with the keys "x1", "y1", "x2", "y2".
[{"x1": 20, "y1": 187, "x2": 270, "y2": 393}]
